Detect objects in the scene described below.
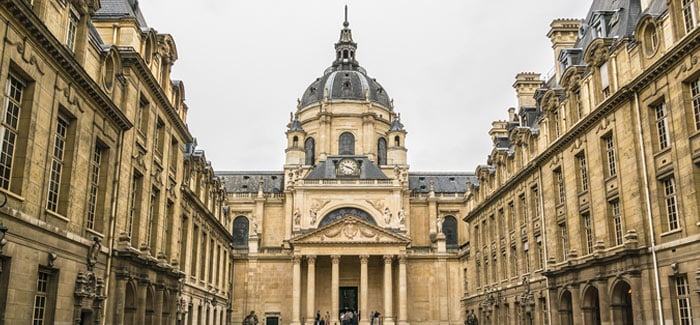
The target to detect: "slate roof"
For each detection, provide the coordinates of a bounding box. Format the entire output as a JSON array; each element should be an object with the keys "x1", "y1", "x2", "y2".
[
  {"x1": 642, "y1": 0, "x2": 668, "y2": 18},
  {"x1": 305, "y1": 156, "x2": 389, "y2": 180},
  {"x1": 300, "y1": 69, "x2": 392, "y2": 109},
  {"x1": 94, "y1": 0, "x2": 149, "y2": 28},
  {"x1": 575, "y1": 0, "x2": 643, "y2": 57},
  {"x1": 408, "y1": 172, "x2": 477, "y2": 194},
  {"x1": 216, "y1": 171, "x2": 285, "y2": 193}
]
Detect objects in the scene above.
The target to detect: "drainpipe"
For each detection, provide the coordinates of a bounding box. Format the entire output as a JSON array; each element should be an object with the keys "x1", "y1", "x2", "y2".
[{"x1": 633, "y1": 90, "x2": 664, "y2": 323}]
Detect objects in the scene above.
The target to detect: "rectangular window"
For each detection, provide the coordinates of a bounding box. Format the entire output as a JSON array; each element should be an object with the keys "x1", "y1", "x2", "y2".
[
  {"x1": 603, "y1": 134, "x2": 617, "y2": 177},
  {"x1": 208, "y1": 239, "x2": 215, "y2": 284},
  {"x1": 200, "y1": 233, "x2": 207, "y2": 280},
  {"x1": 46, "y1": 116, "x2": 69, "y2": 213},
  {"x1": 154, "y1": 119, "x2": 165, "y2": 158},
  {"x1": 163, "y1": 201, "x2": 174, "y2": 259},
  {"x1": 191, "y1": 225, "x2": 199, "y2": 276},
  {"x1": 676, "y1": 275, "x2": 693, "y2": 325},
  {"x1": 654, "y1": 102, "x2": 671, "y2": 150},
  {"x1": 552, "y1": 109, "x2": 560, "y2": 138},
  {"x1": 0, "y1": 74, "x2": 25, "y2": 190},
  {"x1": 575, "y1": 90, "x2": 584, "y2": 120},
  {"x1": 663, "y1": 177, "x2": 680, "y2": 231},
  {"x1": 65, "y1": 9, "x2": 79, "y2": 52},
  {"x1": 577, "y1": 152, "x2": 589, "y2": 192},
  {"x1": 508, "y1": 201, "x2": 515, "y2": 230},
  {"x1": 510, "y1": 247, "x2": 518, "y2": 278},
  {"x1": 32, "y1": 269, "x2": 56, "y2": 325},
  {"x1": 498, "y1": 208, "x2": 505, "y2": 235},
  {"x1": 691, "y1": 78, "x2": 700, "y2": 131},
  {"x1": 86, "y1": 144, "x2": 103, "y2": 230},
  {"x1": 532, "y1": 186, "x2": 540, "y2": 219},
  {"x1": 611, "y1": 200, "x2": 624, "y2": 246},
  {"x1": 536, "y1": 236, "x2": 544, "y2": 270},
  {"x1": 519, "y1": 193, "x2": 528, "y2": 224},
  {"x1": 169, "y1": 137, "x2": 179, "y2": 173},
  {"x1": 179, "y1": 216, "x2": 188, "y2": 272},
  {"x1": 146, "y1": 187, "x2": 160, "y2": 250},
  {"x1": 682, "y1": 0, "x2": 698, "y2": 33},
  {"x1": 600, "y1": 62, "x2": 610, "y2": 98},
  {"x1": 137, "y1": 96, "x2": 149, "y2": 135},
  {"x1": 582, "y1": 213, "x2": 593, "y2": 254},
  {"x1": 127, "y1": 172, "x2": 143, "y2": 243},
  {"x1": 523, "y1": 241, "x2": 530, "y2": 274},
  {"x1": 501, "y1": 253, "x2": 507, "y2": 280},
  {"x1": 554, "y1": 168, "x2": 565, "y2": 205},
  {"x1": 560, "y1": 223, "x2": 569, "y2": 260}
]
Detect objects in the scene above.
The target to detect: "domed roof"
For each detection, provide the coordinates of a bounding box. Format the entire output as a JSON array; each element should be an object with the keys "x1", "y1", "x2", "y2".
[
  {"x1": 300, "y1": 69, "x2": 392, "y2": 109},
  {"x1": 299, "y1": 7, "x2": 392, "y2": 110}
]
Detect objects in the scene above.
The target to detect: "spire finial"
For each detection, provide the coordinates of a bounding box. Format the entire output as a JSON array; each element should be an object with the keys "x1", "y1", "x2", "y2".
[{"x1": 343, "y1": 5, "x2": 349, "y2": 28}]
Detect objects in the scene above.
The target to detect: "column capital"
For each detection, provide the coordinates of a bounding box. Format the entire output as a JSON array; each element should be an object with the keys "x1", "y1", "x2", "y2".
[
  {"x1": 292, "y1": 255, "x2": 302, "y2": 264},
  {"x1": 306, "y1": 255, "x2": 317, "y2": 264},
  {"x1": 331, "y1": 255, "x2": 341, "y2": 264},
  {"x1": 383, "y1": 255, "x2": 394, "y2": 264},
  {"x1": 359, "y1": 255, "x2": 370, "y2": 264},
  {"x1": 398, "y1": 254, "x2": 407, "y2": 264}
]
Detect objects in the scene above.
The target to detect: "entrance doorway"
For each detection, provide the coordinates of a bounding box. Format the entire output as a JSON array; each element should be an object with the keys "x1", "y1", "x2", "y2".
[{"x1": 339, "y1": 286, "x2": 358, "y2": 315}]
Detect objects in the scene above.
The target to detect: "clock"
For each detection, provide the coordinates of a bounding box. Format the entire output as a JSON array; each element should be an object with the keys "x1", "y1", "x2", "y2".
[{"x1": 337, "y1": 158, "x2": 359, "y2": 176}]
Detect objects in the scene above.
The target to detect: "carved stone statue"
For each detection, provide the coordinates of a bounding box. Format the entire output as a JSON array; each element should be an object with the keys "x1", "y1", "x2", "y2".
[
  {"x1": 383, "y1": 207, "x2": 392, "y2": 224},
  {"x1": 397, "y1": 209, "x2": 406, "y2": 225},
  {"x1": 436, "y1": 216, "x2": 444, "y2": 233},
  {"x1": 293, "y1": 209, "x2": 301, "y2": 226},
  {"x1": 87, "y1": 236, "x2": 101, "y2": 271},
  {"x1": 243, "y1": 310, "x2": 259, "y2": 325},
  {"x1": 309, "y1": 208, "x2": 318, "y2": 224},
  {"x1": 251, "y1": 215, "x2": 258, "y2": 234}
]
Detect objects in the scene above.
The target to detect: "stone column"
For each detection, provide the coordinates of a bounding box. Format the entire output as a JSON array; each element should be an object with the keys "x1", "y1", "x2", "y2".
[
  {"x1": 306, "y1": 255, "x2": 317, "y2": 325},
  {"x1": 292, "y1": 255, "x2": 302, "y2": 325},
  {"x1": 360, "y1": 255, "x2": 370, "y2": 325},
  {"x1": 331, "y1": 255, "x2": 341, "y2": 322},
  {"x1": 398, "y1": 255, "x2": 408, "y2": 325},
  {"x1": 154, "y1": 284, "x2": 164, "y2": 325},
  {"x1": 383, "y1": 255, "x2": 394, "y2": 325},
  {"x1": 112, "y1": 271, "x2": 128, "y2": 325},
  {"x1": 570, "y1": 285, "x2": 582, "y2": 325},
  {"x1": 597, "y1": 280, "x2": 611, "y2": 325},
  {"x1": 135, "y1": 279, "x2": 148, "y2": 325}
]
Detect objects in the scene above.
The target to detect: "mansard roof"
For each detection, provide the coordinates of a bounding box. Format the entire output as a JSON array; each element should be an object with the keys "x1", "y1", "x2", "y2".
[
  {"x1": 94, "y1": 0, "x2": 149, "y2": 28},
  {"x1": 305, "y1": 156, "x2": 389, "y2": 180},
  {"x1": 216, "y1": 171, "x2": 285, "y2": 193},
  {"x1": 408, "y1": 172, "x2": 476, "y2": 193},
  {"x1": 575, "y1": 0, "x2": 642, "y2": 58}
]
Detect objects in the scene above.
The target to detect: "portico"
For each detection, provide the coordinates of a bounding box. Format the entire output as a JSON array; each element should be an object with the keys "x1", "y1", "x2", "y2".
[{"x1": 289, "y1": 217, "x2": 410, "y2": 325}]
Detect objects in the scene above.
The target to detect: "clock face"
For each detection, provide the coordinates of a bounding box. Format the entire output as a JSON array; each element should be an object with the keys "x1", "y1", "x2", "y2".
[{"x1": 338, "y1": 159, "x2": 359, "y2": 176}]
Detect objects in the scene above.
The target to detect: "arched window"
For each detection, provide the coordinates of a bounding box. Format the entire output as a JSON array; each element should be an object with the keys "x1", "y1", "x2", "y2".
[
  {"x1": 232, "y1": 216, "x2": 249, "y2": 247},
  {"x1": 339, "y1": 132, "x2": 355, "y2": 155},
  {"x1": 611, "y1": 281, "x2": 633, "y2": 325},
  {"x1": 292, "y1": 136, "x2": 299, "y2": 148},
  {"x1": 442, "y1": 216, "x2": 458, "y2": 247},
  {"x1": 394, "y1": 135, "x2": 401, "y2": 147},
  {"x1": 559, "y1": 290, "x2": 574, "y2": 325},
  {"x1": 377, "y1": 138, "x2": 387, "y2": 165},
  {"x1": 305, "y1": 138, "x2": 315, "y2": 165}
]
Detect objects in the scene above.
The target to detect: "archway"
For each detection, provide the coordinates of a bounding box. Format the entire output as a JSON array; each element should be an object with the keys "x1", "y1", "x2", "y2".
[
  {"x1": 559, "y1": 290, "x2": 573, "y2": 325},
  {"x1": 611, "y1": 281, "x2": 633, "y2": 325},
  {"x1": 318, "y1": 207, "x2": 376, "y2": 227},
  {"x1": 145, "y1": 286, "x2": 155, "y2": 325},
  {"x1": 582, "y1": 286, "x2": 601, "y2": 325},
  {"x1": 124, "y1": 281, "x2": 137, "y2": 325},
  {"x1": 233, "y1": 216, "x2": 249, "y2": 247}
]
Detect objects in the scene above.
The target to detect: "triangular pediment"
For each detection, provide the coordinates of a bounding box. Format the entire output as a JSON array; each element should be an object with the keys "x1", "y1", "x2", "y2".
[{"x1": 290, "y1": 216, "x2": 410, "y2": 246}]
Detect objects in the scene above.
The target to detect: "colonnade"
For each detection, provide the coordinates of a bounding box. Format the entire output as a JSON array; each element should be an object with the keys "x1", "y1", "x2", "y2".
[{"x1": 290, "y1": 254, "x2": 408, "y2": 325}]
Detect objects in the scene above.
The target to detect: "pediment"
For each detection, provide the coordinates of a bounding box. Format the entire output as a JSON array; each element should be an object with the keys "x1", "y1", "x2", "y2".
[{"x1": 290, "y1": 217, "x2": 410, "y2": 246}]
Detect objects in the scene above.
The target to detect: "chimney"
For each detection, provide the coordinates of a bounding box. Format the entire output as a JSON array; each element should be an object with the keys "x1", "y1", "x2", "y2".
[{"x1": 547, "y1": 19, "x2": 581, "y2": 82}]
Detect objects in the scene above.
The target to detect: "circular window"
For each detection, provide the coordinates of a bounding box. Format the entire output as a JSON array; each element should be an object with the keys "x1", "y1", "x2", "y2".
[
  {"x1": 643, "y1": 22, "x2": 659, "y2": 57},
  {"x1": 103, "y1": 56, "x2": 115, "y2": 91}
]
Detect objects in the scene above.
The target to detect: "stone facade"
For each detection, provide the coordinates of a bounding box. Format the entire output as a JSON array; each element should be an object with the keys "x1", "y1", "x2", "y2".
[
  {"x1": 0, "y1": 0, "x2": 230, "y2": 324},
  {"x1": 462, "y1": 1, "x2": 700, "y2": 325},
  {"x1": 220, "y1": 12, "x2": 471, "y2": 325}
]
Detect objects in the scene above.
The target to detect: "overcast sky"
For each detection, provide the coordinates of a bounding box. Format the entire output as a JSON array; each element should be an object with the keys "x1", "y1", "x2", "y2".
[{"x1": 137, "y1": 1, "x2": 592, "y2": 172}]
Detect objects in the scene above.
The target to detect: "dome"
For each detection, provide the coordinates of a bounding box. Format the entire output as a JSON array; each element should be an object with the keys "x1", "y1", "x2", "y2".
[
  {"x1": 299, "y1": 7, "x2": 392, "y2": 110},
  {"x1": 300, "y1": 68, "x2": 392, "y2": 109}
]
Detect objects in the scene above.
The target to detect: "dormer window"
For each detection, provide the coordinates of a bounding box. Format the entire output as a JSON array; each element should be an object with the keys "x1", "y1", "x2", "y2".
[
  {"x1": 591, "y1": 11, "x2": 614, "y2": 39},
  {"x1": 66, "y1": 8, "x2": 80, "y2": 52},
  {"x1": 682, "y1": 0, "x2": 699, "y2": 33}
]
